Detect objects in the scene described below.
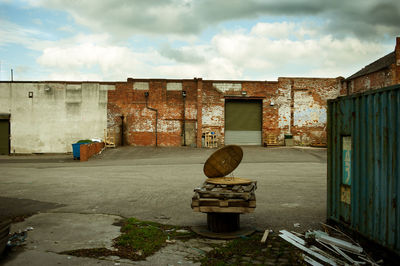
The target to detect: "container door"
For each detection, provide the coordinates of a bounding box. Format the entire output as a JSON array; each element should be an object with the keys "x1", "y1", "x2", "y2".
[
  {"x1": 225, "y1": 100, "x2": 262, "y2": 145},
  {"x1": 0, "y1": 120, "x2": 10, "y2": 155}
]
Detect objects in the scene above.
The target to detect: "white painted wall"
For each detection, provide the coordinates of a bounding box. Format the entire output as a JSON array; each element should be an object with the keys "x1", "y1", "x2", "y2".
[
  {"x1": 212, "y1": 83, "x2": 242, "y2": 93},
  {"x1": 0, "y1": 82, "x2": 114, "y2": 153},
  {"x1": 293, "y1": 91, "x2": 326, "y2": 127},
  {"x1": 0, "y1": 83, "x2": 12, "y2": 114}
]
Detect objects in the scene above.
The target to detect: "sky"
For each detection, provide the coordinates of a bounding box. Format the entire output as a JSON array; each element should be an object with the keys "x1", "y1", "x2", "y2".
[{"x1": 0, "y1": 0, "x2": 399, "y2": 81}]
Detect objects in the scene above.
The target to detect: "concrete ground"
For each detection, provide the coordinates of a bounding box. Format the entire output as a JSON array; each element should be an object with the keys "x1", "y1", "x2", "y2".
[{"x1": 0, "y1": 146, "x2": 327, "y2": 265}]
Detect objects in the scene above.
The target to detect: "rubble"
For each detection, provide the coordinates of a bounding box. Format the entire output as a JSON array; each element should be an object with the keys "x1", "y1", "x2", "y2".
[
  {"x1": 279, "y1": 224, "x2": 380, "y2": 266},
  {"x1": 192, "y1": 181, "x2": 257, "y2": 212},
  {"x1": 193, "y1": 181, "x2": 257, "y2": 200}
]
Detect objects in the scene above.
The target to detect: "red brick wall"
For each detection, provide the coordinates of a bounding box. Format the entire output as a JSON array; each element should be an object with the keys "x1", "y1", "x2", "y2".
[
  {"x1": 286, "y1": 78, "x2": 342, "y2": 145},
  {"x1": 347, "y1": 68, "x2": 394, "y2": 94},
  {"x1": 396, "y1": 37, "x2": 400, "y2": 84},
  {"x1": 346, "y1": 37, "x2": 400, "y2": 94},
  {"x1": 107, "y1": 79, "x2": 197, "y2": 147},
  {"x1": 108, "y1": 77, "x2": 341, "y2": 147}
]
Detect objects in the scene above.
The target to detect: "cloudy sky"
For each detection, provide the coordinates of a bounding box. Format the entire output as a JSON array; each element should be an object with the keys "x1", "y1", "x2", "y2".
[{"x1": 0, "y1": 0, "x2": 399, "y2": 81}]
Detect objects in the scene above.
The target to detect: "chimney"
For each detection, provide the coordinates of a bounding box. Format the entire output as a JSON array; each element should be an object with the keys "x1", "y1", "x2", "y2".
[
  {"x1": 396, "y1": 37, "x2": 400, "y2": 84},
  {"x1": 396, "y1": 37, "x2": 400, "y2": 66}
]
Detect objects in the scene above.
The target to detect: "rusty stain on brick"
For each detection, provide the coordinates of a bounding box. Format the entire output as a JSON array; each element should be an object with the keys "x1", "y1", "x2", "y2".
[{"x1": 107, "y1": 77, "x2": 343, "y2": 147}]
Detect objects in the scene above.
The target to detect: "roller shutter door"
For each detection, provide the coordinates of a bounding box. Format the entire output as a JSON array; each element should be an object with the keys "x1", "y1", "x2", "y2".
[
  {"x1": 225, "y1": 100, "x2": 262, "y2": 145},
  {"x1": 0, "y1": 120, "x2": 9, "y2": 155}
]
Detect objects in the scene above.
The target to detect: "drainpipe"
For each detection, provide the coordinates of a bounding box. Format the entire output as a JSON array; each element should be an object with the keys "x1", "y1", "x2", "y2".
[
  {"x1": 120, "y1": 115, "x2": 124, "y2": 146},
  {"x1": 182, "y1": 90, "x2": 186, "y2": 146},
  {"x1": 144, "y1": 92, "x2": 158, "y2": 147}
]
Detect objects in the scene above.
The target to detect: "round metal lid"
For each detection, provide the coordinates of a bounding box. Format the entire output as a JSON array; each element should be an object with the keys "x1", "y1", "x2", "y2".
[
  {"x1": 203, "y1": 145, "x2": 243, "y2": 178},
  {"x1": 205, "y1": 177, "x2": 252, "y2": 185}
]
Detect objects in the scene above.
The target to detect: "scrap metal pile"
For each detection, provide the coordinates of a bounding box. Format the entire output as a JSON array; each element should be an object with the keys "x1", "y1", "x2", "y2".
[{"x1": 277, "y1": 223, "x2": 381, "y2": 265}]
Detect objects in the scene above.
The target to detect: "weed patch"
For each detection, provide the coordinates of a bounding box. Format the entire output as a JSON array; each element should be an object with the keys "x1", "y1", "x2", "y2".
[
  {"x1": 61, "y1": 217, "x2": 195, "y2": 261},
  {"x1": 198, "y1": 232, "x2": 305, "y2": 265}
]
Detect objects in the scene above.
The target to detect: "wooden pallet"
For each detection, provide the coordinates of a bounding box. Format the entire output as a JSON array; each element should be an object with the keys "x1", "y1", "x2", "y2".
[
  {"x1": 311, "y1": 142, "x2": 327, "y2": 148},
  {"x1": 196, "y1": 191, "x2": 255, "y2": 201},
  {"x1": 204, "y1": 132, "x2": 218, "y2": 148},
  {"x1": 104, "y1": 129, "x2": 116, "y2": 148},
  {"x1": 192, "y1": 198, "x2": 256, "y2": 213},
  {"x1": 192, "y1": 198, "x2": 256, "y2": 207},
  {"x1": 265, "y1": 134, "x2": 279, "y2": 146},
  {"x1": 192, "y1": 206, "x2": 255, "y2": 213}
]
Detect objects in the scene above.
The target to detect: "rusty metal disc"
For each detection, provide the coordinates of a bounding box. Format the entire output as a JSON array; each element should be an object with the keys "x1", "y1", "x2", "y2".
[{"x1": 203, "y1": 145, "x2": 243, "y2": 178}]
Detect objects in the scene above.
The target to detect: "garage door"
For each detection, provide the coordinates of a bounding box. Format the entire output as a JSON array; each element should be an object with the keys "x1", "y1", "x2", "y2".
[
  {"x1": 225, "y1": 100, "x2": 262, "y2": 145},
  {"x1": 0, "y1": 120, "x2": 10, "y2": 155}
]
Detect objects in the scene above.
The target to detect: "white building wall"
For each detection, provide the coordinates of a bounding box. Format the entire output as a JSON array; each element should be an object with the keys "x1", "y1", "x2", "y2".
[{"x1": 0, "y1": 82, "x2": 114, "y2": 153}]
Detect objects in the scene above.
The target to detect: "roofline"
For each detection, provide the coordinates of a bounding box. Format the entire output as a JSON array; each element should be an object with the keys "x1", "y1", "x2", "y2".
[
  {"x1": 0, "y1": 76, "x2": 343, "y2": 84},
  {"x1": 345, "y1": 51, "x2": 396, "y2": 81}
]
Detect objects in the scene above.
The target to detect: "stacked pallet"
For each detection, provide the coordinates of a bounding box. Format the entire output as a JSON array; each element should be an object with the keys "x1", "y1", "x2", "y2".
[
  {"x1": 265, "y1": 134, "x2": 279, "y2": 146},
  {"x1": 191, "y1": 180, "x2": 257, "y2": 213}
]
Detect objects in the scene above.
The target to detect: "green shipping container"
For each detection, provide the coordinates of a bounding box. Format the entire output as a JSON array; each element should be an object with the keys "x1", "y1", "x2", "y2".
[{"x1": 327, "y1": 84, "x2": 400, "y2": 255}]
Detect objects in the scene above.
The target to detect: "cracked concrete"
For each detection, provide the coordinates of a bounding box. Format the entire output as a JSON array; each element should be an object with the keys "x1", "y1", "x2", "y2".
[
  {"x1": 4, "y1": 212, "x2": 214, "y2": 266},
  {"x1": 0, "y1": 146, "x2": 327, "y2": 265}
]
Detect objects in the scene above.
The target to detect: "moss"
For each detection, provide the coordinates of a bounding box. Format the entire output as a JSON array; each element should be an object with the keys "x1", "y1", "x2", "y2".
[
  {"x1": 198, "y1": 232, "x2": 305, "y2": 266},
  {"x1": 60, "y1": 217, "x2": 195, "y2": 261},
  {"x1": 77, "y1": 139, "x2": 92, "y2": 143}
]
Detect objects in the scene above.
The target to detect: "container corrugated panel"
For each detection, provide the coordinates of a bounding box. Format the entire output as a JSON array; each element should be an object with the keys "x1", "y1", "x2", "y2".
[{"x1": 327, "y1": 84, "x2": 400, "y2": 254}]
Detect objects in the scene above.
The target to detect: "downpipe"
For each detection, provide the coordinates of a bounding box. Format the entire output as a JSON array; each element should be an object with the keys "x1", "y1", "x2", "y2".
[{"x1": 144, "y1": 93, "x2": 158, "y2": 147}]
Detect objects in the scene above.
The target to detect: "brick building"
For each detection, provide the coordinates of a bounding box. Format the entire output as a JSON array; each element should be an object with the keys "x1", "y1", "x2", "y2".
[
  {"x1": 5, "y1": 38, "x2": 399, "y2": 153},
  {"x1": 107, "y1": 77, "x2": 343, "y2": 148},
  {"x1": 344, "y1": 37, "x2": 400, "y2": 94}
]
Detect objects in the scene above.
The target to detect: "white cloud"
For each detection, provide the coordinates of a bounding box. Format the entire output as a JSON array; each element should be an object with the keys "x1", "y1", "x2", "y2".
[
  {"x1": 156, "y1": 57, "x2": 242, "y2": 80},
  {"x1": 251, "y1": 22, "x2": 295, "y2": 39},
  {"x1": 34, "y1": 22, "x2": 392, "y2": 81},
  {"x1": 47, "y1": 71, "x2": 102, "y2": 81},
  {"x1": 57, "y1": 25, "x2": 75, "y2": 33},
  {"x1": 37, "y1": 36, "x2": 165, "y2": 80},
  {"x1": 211, "y1": 25, "x2": 392, "y2": 79},
  {"x1": 0, "y1": 8, "x2": 378, "y2": 82},
  {"x1": 0, "y1": 19, "x2": 42, "y2": 47},
  {"x1": 36, "y1": 39, "x2": 243, "y2": 80}
]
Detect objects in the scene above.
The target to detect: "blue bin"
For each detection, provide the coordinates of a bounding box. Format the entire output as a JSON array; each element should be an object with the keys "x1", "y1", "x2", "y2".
[{"x1": 72, "y1": 143, "x2": 88, "y2": 159}]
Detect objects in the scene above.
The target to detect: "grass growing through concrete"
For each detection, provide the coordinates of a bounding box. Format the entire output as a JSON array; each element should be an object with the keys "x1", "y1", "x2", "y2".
[
  {"x1": 198, "y1": 231, "x2": 305, "y2": 265},
  {"x1": 61, "y1": 218, "x2": 306, "y2": 264},
  {"x1": 60, "y1": 217, "x2": 195, "y2": 261},
  {"x1": 115, "y1": 217, "x2": 194, "y2": 259}
]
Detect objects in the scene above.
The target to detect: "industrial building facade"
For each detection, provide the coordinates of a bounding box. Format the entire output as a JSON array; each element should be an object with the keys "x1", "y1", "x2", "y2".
[
  {"x1": 107, "y1": 77, "x2": 343, "y2": 148},
  {"x1": 0, "y1": 77, "x2": 343, "y2": 154},
  {"x1": 0, "y1": 37, "x2": 398, "y2": 154}
]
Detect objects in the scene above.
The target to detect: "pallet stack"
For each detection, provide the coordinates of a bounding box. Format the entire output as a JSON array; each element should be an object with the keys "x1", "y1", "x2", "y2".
[
  {"x1": 204, "y1": 132, "x2": 218, "y2": 148},
  {"x1": 104, "y1": 129, "x2": 116, "y2": 148},
  {"x1": 265, "y1": 134, "x2": 279, "y2": 146},
  {"x1": 191, "y1": 180, "x2": 257, "y2": 213}
]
